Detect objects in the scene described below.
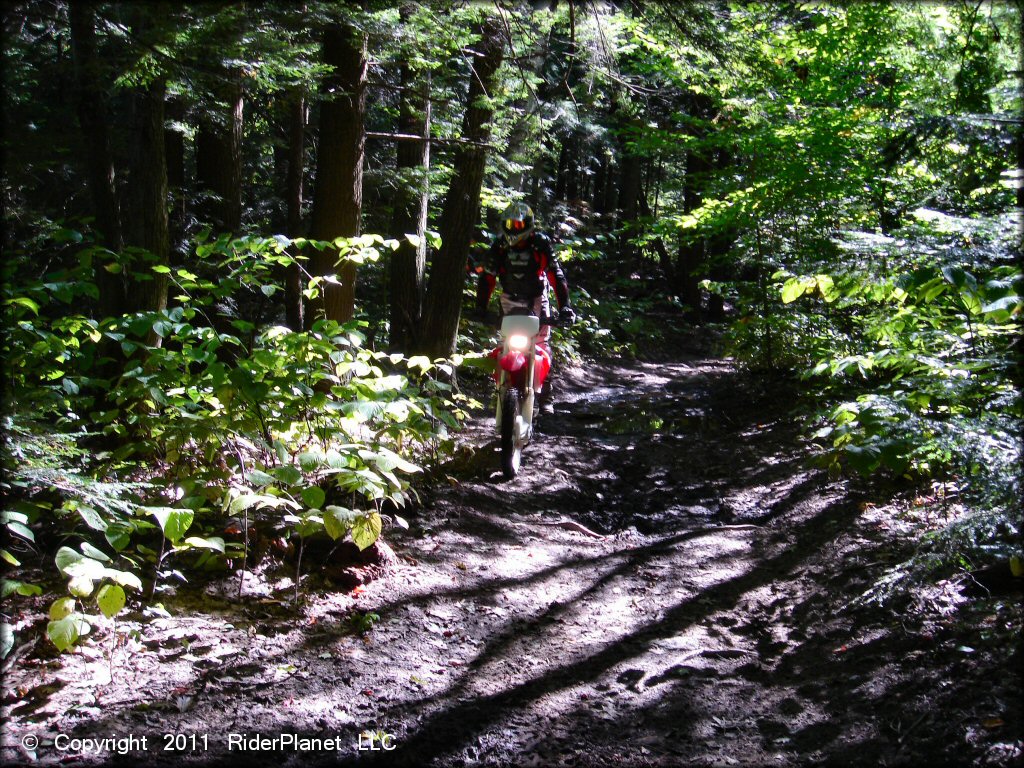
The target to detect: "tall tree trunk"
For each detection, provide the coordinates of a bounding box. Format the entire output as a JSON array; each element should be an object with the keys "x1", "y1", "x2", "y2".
[
  {"x1": 554, "y1": 139, "x2": 569, "y2": 202},
  {"x1": 125, "y1": 77, "x2": 170, "y2": 346},
  {"x1": 637, "y1": 193, "x2": 674, "y2": 285},
  {"x1": 165, "y1": 95, "x2": 186, "y2": 265},
  {"x1": 674, "y1": 148, "x2": 709, "y2": 315},
  {"x1": 418, "y1": 17, "x2": 504, "y2": 359},
  {"x1": 388, "y1": 44, "x2": 430, "y2": 352},
  {"x1": 273, "y1": 88, "x2": 306, "y2": 331},
  {"x1": 616, "y1": 125, "x2": 642, "y2": 269},
  {"x1": 196, "y1": 70, "x2": 244, "y2": 233},
  {"x1": 308, "y1": 21, "x2": 366, "y2": 326},
  {"x1": 69, "y1": 1, "x2": 124, "y2": 318},
  {"x1": 706, "y1": 147, "x2": 737, "y2": 321},
  {"x1": 592, "y1": 152, "x2": 608, "y2": 215}
]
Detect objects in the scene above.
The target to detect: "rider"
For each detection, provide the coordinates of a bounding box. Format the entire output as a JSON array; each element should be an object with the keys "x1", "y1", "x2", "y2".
[{"x1": 475, "y1": 202, "x2": 576, "y2": 413}]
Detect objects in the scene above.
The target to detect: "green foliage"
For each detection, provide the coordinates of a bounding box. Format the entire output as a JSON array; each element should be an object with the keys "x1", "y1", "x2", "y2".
[
  {"x1": 2, "y1": 231, "x2": 469, "y2": 651},
  {"x1": 348, "y1": 610, "x2": 381, "y2": 636}
]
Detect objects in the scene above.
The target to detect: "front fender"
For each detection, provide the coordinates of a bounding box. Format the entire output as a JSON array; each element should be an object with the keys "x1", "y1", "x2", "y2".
[{"x1": 498, "y1": 350, "x2": 527, "y2": 372}]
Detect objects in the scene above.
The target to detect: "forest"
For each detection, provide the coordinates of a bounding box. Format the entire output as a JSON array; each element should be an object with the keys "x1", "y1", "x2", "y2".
[{"x1": 1, "y1": 1, "x2": 1021, "y2": 766}]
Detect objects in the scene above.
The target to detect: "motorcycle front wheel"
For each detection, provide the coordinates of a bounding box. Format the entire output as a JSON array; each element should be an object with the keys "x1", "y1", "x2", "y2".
[{"x1": 500, "y1": 387, "x2": 523, "y2": 478}]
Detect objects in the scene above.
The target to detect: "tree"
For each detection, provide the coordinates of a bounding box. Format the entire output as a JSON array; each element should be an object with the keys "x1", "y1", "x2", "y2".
[
  {"x1": 418, "y1": 15, "x2": 505, "y2": 358},
  {"x1": 308, "y1": 18, "x2": 367, "y2": 327},
  {"x1": 69, "y1": 1, "x2": 125, "y2": 318},
  {"x1": 282, "y1": 87, "x2": 307, "y2": 331},
  {"x1": 196, "y1": 69, "x2": 244, "y2": 234},
  {"x1": 387, "y1": 6, "x2": 431, "y2": 351}
]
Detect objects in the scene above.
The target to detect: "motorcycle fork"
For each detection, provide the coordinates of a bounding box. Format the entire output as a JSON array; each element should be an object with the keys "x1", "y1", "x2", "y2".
[
  {"x1": 494, "y1": 346, "x2": 537, "y2": 435},
  {"x1": 522, "y1": 346, "x2": 536, "y2": 426}
]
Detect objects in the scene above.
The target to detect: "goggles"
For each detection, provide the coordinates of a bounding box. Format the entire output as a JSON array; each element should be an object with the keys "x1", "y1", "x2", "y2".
[{"x1": 505, "y1": 218, "x2": 526, "y2": 232}]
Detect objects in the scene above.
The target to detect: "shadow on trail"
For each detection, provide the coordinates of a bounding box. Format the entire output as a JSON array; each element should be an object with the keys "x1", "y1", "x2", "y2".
[{"x1": 341, "y1": 489, "x2": 866, "y2": 767}]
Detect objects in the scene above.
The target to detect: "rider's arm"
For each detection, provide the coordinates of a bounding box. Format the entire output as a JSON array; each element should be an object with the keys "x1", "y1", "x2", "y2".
[
  {"x1": 537, "y1": 235, "x2": 570, "y2": 310},
  {"x1": 475, "y1": 239, "x2": 501, "y2": 313}
]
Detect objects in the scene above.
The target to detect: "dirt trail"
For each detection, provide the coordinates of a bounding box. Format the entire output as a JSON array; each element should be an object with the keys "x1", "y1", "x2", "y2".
[{"x1": 2, "y1": 347, "x2": 1020, "y2": 767}]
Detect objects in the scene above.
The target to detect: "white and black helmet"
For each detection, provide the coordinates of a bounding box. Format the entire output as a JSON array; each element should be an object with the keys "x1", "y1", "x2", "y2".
[{"x1": 501, "y1": 202, "x2": 534, "y2": 246}]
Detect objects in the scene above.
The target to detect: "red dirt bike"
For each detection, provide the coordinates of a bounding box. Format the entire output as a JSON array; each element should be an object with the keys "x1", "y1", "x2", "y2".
[{"x1": 488, "y1": 310, "x2": 566, "y2": 478}]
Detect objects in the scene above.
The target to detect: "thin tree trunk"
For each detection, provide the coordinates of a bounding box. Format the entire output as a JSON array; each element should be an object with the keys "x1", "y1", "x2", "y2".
[
  {"x1": 69, "y1": 1, "x2": 124, "y2": 317},
  {"x1": 284, "y1": 88, "x2": 306, "y2": 331},
  {"x1": 554, "y1": 139, "x2": 569, "y2": 202},
  {"x1": 637, "y1": 193, "x2": 674, "y2": 285},
  {"x1": 418, "y1": 17, "x2": 504, "y2": 359},
  {"x1": 674, "y1": 148, "x2": 709, "y2": 315},
  {"x1": 388, "y1": 41, "x2": 430, "y2": 352},
  {"x1": 592, "y1": 153, "x2": 607, "y2": 215},
  {"x1": 616, "y1": 126, "x2": 642, "y2": 268},
  {"x1": 165, "y1": 95, "x2": 186, "y2": 265},
  {"x1": 308, "y1": 21, "x2": 366, "y2": 326},
  {"x1": 196, "y1": 70, "x2": 244, "y2": 233}
]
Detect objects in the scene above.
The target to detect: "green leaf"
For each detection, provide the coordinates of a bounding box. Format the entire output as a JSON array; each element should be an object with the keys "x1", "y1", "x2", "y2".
[
  {"x1": 293, "y1": 513, "x2": 324, "y2": 539},
  {"x1": 105, "y1": 569, "x2": 142, "y2": 591},
  {"x1": 68, "y1": 575, "x2": 96, "y2": 597},
  {"x1": 49, "y1": 597, "x2": 77, "y2": 621},
  {"x1": 372, "y1": 448, "x2": 421, "y2": 475},
  {"x1": 182, "y1": 536, "x2": 225, "y2": 552},
  {"x1": 272, "y1": 465, "x2": 303, "y2": 485},
  {"x1": 47, "y1": 615, "x2": 90, "y2": 652},
  {"x1": 323, "y1": 506, "x2": 357, "y2": 541},
  {"x1": 406, "y1": 355, "x2": 433, "y2": 372},
  {"x1": 144, "y1": 507, "x2": 194, "y2": 543},
  {"x1": 298, "y1": 451, "x2": 325, "y2": 472},
  {"x1": 96, "y1": 584, "x2": 126, "y2": 618},
  {"x1": 55, "y1": 546, "x2": 86, "y2": 575},
  {"x1": 0, "y1": 549, "x2": 21, "y2": 566},
  {"x1": 80, "y1": 542, "x2": 111, "y2": 562},
  {"x1": 5, "y1": 296, "x2": 40, "y2": 316},
  {"x1": 105, "y1": 522, "x2": 133, "y2": 552},
  {"x1": 301, "y1": 486, "x2": 326, "y2": 509},
  {"x1": 245, "y1": 469, "x2": 277, "y2": 487},
  {"x1": 77, "y1": 505, "x2": 108, "y2": 532},
  {"x1": 981, "y1": 295, "x2": 1021, "y2": 316},
  {"x1": 351, "y1": 512, "x2": 382, "y2": 551},
  {"x1": 1, "y1": 580, "x2": 42, "y2": 598},
  {"x1": 781, "y1": 277, "x2": 806, "y2": 304},
  {"x1": 5, "y1": 521, "x2": 35, "y2": 543}
]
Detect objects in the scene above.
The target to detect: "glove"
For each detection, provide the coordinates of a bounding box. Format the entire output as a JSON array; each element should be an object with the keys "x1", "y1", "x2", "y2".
[{"x1": 558, "y1": 306, "x2": 576, "y2": 325}]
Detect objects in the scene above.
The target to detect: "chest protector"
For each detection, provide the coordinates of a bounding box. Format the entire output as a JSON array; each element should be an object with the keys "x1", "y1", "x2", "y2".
[{"x1": 501, "y1": 244, "x2": 547, "y2": 302}]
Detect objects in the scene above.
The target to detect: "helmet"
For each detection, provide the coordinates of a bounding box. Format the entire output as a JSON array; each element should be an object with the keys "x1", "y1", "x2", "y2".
[{"x1": 501, "y1": 202, "x2": 534, "y2": 246}]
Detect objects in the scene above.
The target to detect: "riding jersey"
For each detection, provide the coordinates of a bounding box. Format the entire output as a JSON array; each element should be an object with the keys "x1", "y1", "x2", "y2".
[{"x1": 475, "y1": 231, "x2": 570, "y2": 313}]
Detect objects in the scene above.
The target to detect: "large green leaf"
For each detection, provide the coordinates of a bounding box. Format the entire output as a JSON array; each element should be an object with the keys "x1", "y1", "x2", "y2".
[
  {"x1": 144, "y1": 507, "x2": 194, "y2": 543},
  {"x1": 46, "y1": 615, "x2": 90, "y2": 652},
  {"x1": 1, "y1": 580, "x2": 42, "y2": 598},
  {"x1": 49, "y1": 597, "x2": 77, "y2": 621},
  {"x1": 323, "y1": 506, "x2": 357, "y2": 541},
  {"x1": 96, "y1": 584, "x2": 126, "y2": 618},
  {"x1": 182, "y1": 536, "x2": 226, "y2": 553},
  {"x1": 301, "y1": 486, "x2": 326, "y2": 509},
  {"x1": 351, "y1": 512, "x2": 382, "y2": 551}
]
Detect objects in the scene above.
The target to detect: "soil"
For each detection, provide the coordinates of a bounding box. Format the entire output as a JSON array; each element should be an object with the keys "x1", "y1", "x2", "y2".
[{"x1": 2, "y1": 331, "x2": 1021, "y2": 768}]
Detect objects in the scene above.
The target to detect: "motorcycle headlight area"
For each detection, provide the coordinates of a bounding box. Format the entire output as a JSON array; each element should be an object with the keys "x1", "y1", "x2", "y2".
[{"x1": 507, "y1": 334, "x2": 531, "y2": 351}]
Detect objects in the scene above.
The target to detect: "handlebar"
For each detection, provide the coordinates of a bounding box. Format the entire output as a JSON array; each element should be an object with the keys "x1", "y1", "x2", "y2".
[{"x1": 507, "y1": 310, "x2": 574, "y2": 327}]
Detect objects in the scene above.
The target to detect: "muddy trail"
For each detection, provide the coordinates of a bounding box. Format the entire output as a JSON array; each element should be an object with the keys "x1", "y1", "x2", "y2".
[{"x1": 2, "y1": 342, "x2": 1020, "y2": 768}]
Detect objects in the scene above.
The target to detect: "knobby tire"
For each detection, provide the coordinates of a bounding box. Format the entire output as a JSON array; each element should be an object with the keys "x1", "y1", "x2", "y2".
[{"x1": 500, "y1": 387, "x2": 522, "y2": 478}]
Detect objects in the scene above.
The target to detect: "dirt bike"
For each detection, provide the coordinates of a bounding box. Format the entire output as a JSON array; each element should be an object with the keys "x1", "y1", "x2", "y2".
[{"x1": 489, "y1": 310, "x2": 564, "y2": 478}]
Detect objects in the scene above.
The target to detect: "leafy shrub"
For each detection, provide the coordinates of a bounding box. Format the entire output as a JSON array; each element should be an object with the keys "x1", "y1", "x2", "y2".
[{"x1": 1, "y1": 231, "x2": 470, "y2": 652}]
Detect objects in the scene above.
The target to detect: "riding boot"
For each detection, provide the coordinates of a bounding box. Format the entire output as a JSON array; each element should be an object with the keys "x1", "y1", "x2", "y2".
[{"x1": 539, "y1": 378, "x2": 555, "y2": 414}]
